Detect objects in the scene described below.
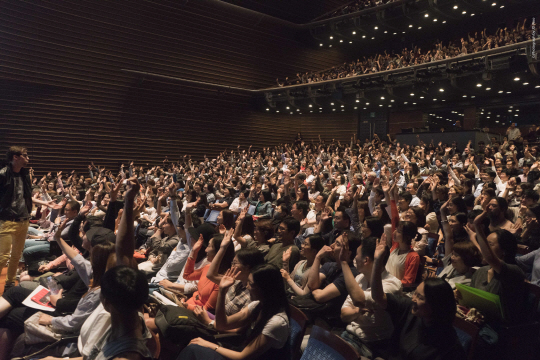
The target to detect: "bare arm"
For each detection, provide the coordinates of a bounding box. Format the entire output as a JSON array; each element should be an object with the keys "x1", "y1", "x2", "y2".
[{"x1": 116, "y1": 177, "x2": 140, "y2": 266}]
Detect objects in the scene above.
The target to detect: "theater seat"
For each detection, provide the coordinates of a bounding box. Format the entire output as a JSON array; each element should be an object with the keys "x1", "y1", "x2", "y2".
[{"x1": 300, "y1": 326, "x2": 359, "y2": 360}]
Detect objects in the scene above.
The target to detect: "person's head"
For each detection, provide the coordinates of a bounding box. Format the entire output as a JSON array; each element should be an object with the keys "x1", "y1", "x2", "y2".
[
  {"x1": 238, "y1": 189, "x2": 249, "y2": 201},
  {"x1": 6, "y1": 146, "x2": 29, "y2": 168},
  {"x1": 64, "y1": 200, "x2": 81, "y2": 220},
  {"x1": 361, "y1": 216, "x2": 384, "y2": 239},
  {"x1": 447, "y1": 197, "x2": 467, "y2": 215},
  {"x1": 412, "y1": 278, "x2": 456, "y2": 326},
  {"x1": 450, "y1": 241, "x2": 481, "y2": 274},
  {"x1": 297, "y1": 185, "x2": 309, "y2": 202},
  {"x1": 398, "y1": 192, "x2": 412, "y2": 212},
  {"x1": 300, "y1": 234, "x2": 325, "y2": 260},
  {"x1": 208, "y1": 234, "x2": 236, "y2": 272},
  {"x1": 419, "y1": 194, "x2": 434, "y2": 215},
  {"x1": 277, "y1": 217, "x2": 300, "y2": 242},
  {"x1": 333, "y1": 208, "x2": 351, "y2": 230},
  {"x1": 394, "y1": 221, "x2": 418, "y2": 247},
  {"x1": 314, "y1": 194, "x2": 326, "y2": 211},
  {"x1": 487, "y1": 197, "x2": 508, "y2": 222},
  {"x1": 332, "y1": 231, "x2": 362, "y2": 263},
  {"x1": 521, "y1": 189, "x2": 540, "y2": 208},
  {"x1": 373, "y1": 187, "x2": 384, "y2": 203},
  {"x1": 254, "y1": 219, "x2": 274, "y2": 245},
  {"x1": 232, "y1": 248, "x2": 265, "y2": 282},
  {"x1": 406, "y1": 182, "x2": 418, "y2": 196},
  {"x1": 291, "y1": 201, "x2": 309, "y2": 220},
  {"x1": 259, "y1": 189, "x2": 272, "y2": 203},
  {"x1": 89, "y1": 241, "x2": 116, "y2": 289},
  {"x1": 448, "y1": 212, "x2": 467, "y2": 233},
  {"x1": 487, "y1": 229, "x2": 517, "y2": 264},
  {"x1": 218, "y1": 209, "x2": 235, "y2": 230},
  {"x1": 403, "y1": 206, "x2": 426, "y2": 228},
  {"x1": 357, "y1": 200, "x2": 370, "y2": 220},
  {"x1": 100, "y1": 266, "x2": 148, "y2": 314},
  {"x1": 223, "y1": 187, "x2": 234, "y2": 198},
  {"x1": 162, "y1": 216, "x2": 177, "y2": 236},
  {"x1": 354, "y1": 236, "x2": 378, "y2": 274}
]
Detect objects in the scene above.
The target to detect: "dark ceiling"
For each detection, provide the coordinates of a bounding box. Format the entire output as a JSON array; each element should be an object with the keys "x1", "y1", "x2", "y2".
[{"x1": 220, "y1": 0, "x2": 351, "y2": 23}]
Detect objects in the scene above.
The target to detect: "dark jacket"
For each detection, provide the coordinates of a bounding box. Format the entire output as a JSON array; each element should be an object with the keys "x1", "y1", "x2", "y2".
[{"x1": 0, "y1": 165, "x2": 32, "y2": 220}]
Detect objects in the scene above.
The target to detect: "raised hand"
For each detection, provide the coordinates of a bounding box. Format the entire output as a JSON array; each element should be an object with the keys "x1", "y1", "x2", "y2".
[
  {"x1": 374, "y1": 237, "x2": 388, "y2": 262},
  {"x1": 316, "y1": 245, "x2": 333, "y2": 261},
  {"x1": 80, "y1": 201, "x2": 93, "y2": 216},
  {"x1": 192, "y1": 234, "x2": 204, "y2": 253},
  {"x1": 280, "y1": 269, "x2": 291, "y2": 282},
  {"x1": 219, "y1": 267, "x2": 240, "y2": 290},
  {"x1": 339, "y1": 233, "x2": 351, "y2": 264},
  {"x1": 282, "y1": 247, "x2": 292, "y2": 263},
  {"x1": 221, "y1": 228, "x2": 234, "y2": 249}
]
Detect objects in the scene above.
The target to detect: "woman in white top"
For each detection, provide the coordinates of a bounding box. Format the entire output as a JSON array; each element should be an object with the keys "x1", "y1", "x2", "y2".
[
  {"x1": 179, "y1": 264, "x2": 290, "y2": 360},
  {"x1": 402, "y1": 207, "x2": 429, "y2": 257},
  {"x1": 280, "y1": 234, "x2": 325, "y2": 296}
]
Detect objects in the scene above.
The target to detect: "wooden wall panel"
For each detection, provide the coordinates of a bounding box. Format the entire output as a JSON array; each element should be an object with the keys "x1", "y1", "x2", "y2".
[{"x1": 0, "y1": 0, "x2": 353, "y2": 174}]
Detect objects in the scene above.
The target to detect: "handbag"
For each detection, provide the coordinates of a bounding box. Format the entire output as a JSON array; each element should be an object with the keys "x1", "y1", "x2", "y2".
[{"x1": 23, "y1": 312, "x2": 62, "y2": 345}]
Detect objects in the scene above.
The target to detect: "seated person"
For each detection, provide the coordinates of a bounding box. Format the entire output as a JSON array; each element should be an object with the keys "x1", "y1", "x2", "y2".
[
  {"x1": 265, "y1": 217, "x2": 300, "y2": 270},
  {"x1": 339, "y1": 236, "x2": 402, "y2": 359},
  {"x1": 178, "y1": 264, "x2": 290, "y2": 360},
  {"x1": 385, "y1": 221, "x2": 421, "y2": 287},
  {"x1": 138, "y1": 215, "x2": 180, "y2": 275},
  {"x1": 304, "y1": 231, "x2": 361, "y2": 320}
]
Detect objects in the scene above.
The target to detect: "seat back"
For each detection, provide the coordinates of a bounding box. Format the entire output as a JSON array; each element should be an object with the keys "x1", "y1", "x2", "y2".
[
  {"x1": 453, "y1": 316, "x2": 479, "y2": 360},
  {"x1": 289, "y1": 305, "x2": 309, "y2": 360},
  {"x1": 300, "y1": 326, "x2": 359, "y2": 360}
]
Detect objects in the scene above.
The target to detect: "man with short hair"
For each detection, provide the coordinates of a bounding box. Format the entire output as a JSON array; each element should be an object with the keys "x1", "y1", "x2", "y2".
[
  {"x1": 405, "y1": 183, "x2": 420, "y2": 207},
  {"x1": 0, "y1": 146, "x2": 57, "y2": 289},
  {"x1": 265, "y1": 216, "x2": 300, "y2": 270},
  {"x1": 487, "y1": 197, "x2": 516, "y2": 233}
]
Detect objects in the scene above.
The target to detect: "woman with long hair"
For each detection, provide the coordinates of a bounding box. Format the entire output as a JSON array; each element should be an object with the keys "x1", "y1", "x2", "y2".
[{"x1": 179, "y1": 264, "x2": 290, "y2": 360}]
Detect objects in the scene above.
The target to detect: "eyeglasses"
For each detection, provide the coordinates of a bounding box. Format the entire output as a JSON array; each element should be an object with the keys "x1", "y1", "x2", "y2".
[{"x1": 18, "y1": 153, "x2": 29, "y2": 158}]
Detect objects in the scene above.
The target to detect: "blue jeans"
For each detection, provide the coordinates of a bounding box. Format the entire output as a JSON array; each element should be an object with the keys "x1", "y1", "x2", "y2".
[{"x1": 22, "y1": 239, "x2": 50, "y2": 264}]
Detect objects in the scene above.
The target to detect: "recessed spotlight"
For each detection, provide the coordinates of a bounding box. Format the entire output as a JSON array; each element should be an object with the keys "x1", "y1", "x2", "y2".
[
  {"x1": 425, "y1": 13, "x2": 429, "y2": 17},
  {"x1": 506, "y1": 91, "x2": 511, "y2": 94},
  {"x1": 286, "y1": 106, "x2": 290, "y2": 109},
  {"x1": 266, "y1": 108, "x2": 269, "y2": 111},
  {"x1": 366, "y1": 103, "x2": 370, "y2": 105},
  {"x1": 486, "y1": 88, "x2": 491, "y2": 90},
  {"x1": 363, "y1": 107, "x2": 367, "y2": 109},
  {"x1": 442, "y1": 21, "x2": 447, "y2": 23},
  {"x1": 374, "y1": 26, "x2": 378, "y2": 30},
  {"x1": 384, "y1": 30, "x2": 388, "y2": 33},
  {"x1": 462, "y1": 11, "x2": 467, "y2": 14},
  {"x1": 332, "y1": 109, "x2": 336, "y2": 111},
  {"x1": 330, "y1": 103, "x2": 334, "y2": 105},
  {"x1": 329, "y1": 36, "x2": 333, "y2": 40},
  {"x1": 409, "y1": 25, "x2": 413, "y2": 28},
  {"x1": 276, "y1": 110, "x2": 279, "y2": 113},
  {"x1": 413, "y1": 103, "x2": 417, "y2": 105},
  {"x1": 349, "y1": 41, "x2": 353, "y2": 44},
  {"x1": 372, "y1": 37, "x2": 375, "y2": 39},
  {"x1": 536, "y1": 85, "x2": 540, "y2": 88},
  {"x1": 453, "y1": 5, "x2": 458, "y2": 9},
  {"x1": 329, "y1": 45, "x2": 332, "y2": 47},
  {"x1": 341, "y1": 109, "x2": 344, "y2": 112},
  {"x1": 433, "y1": 99, "x2": 437, "y2": 101},
  {"x1": 433, "y1": 19, "x2": 437, "y2": 22},
  {"x1": 393, "y1": 32, "x2": 397, "y2": 35},
  {"x1": 418, "y1": 27, "x2": 422, "y2": 30},
  {"x1": 340, "y1": 39, "x2": 343, "y2": 43},
  {"x1": 476, "y1": 83, "x2": 482, "y2": 87},
  {"x1": 362, "y1": 35, "x2": 366, "y2": 38},
  {"x1": 320, "y1": 43, "x2": 323, "y2": 46},
  {"x1": 420, "y1": 96, "x2": 424, "y2": 99},
  {"x1": 341, "y1": 105, "x2": 344, "y2": 107},
  {"x1": 491, "y1": 2, "x2": 496, "y2": 6},
  {"x1": 523, "y1": 82, "x2": 529, "y2": 85},
  {"x1": 439, "y1": 88, "x2": 444, "y2": 92},
  {"x1": 471, "y1": 13, "x2": 475, "y2": 16},
  {"x1": 296, "y1": 109, "x2": 300, "y2": 111},
  {"x1": 354, "y1": 107, "x2": 358, "y2": 109},
  {"x1": 390, "y1": 99, "x2": 394, "y2": 102},
  {"x1": 404, "y1": 102, "x2": 408, "y2": 104},
  {"x1": 310, "y1": 111, "x2": 313, "y2": 113},
  {"x1": 290, "y1": 112, "x2": 293, "y2": 114},
  {"x1": 352, "y1": 31, "x2": 356, "y2": 35},
  {"x1": 500, "y1": 5, "x2": 504, "y2": 8},
  {"x1": 498, "y1": 90, "x2": 503, "y2": 93},
  {"x1": 410, "y1": 93, "x2": 414, "y2": 96},
  {"x1": 309, "y1": 104, "x2": 312, "y2": 107},
  {"x1": 471, "y1": 96, "x2": 475, "y2": 98},
  {"x1": 380, "y1": 96, "x2": 385, "y2": 100},
  {"x1": 379, "y1": 104, "x2": 383, "y2": 107},
  {"x1": 514, "y1": 77, "x2": 520, "y2": 81},
  {"x1": 463, "y1": 95, "x2": 467, "y2": 97},
  {"x1": 356, "y1": 99, "x2": 360, "y2": 103}
]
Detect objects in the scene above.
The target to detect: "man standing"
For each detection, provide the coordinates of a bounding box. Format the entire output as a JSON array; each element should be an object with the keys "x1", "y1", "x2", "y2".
[{"x1": 0, "y1": 147, "x2": 33, "y2": 290}]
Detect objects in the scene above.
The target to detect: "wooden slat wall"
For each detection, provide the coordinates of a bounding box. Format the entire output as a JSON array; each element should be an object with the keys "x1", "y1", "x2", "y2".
[{"x1": 0, "y1": 0, "x2": 354, "y2": 174}]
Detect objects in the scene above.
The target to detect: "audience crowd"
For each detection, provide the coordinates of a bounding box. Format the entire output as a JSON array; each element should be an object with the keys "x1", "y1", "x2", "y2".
[
  {"x1": 322, "y1": 0, "x2": 400, "y2": 20},
  {"x1": 1, "y1": 126, "x2": 540, "y2": 360},
  {"x1": 276, "y1": 19, "x2": 535, "y2": 86}
]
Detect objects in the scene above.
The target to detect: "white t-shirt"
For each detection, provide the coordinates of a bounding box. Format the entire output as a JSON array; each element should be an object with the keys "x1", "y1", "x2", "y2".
[
  {"x1": 342, "y1": 271, "x2": 402, "y2": 342},
  {"x1": 247, "y1": 301, "x2": 289, "y2": 349},
  {"x1": 78, "y1": 303, "x2": 111, "y2": 357}
]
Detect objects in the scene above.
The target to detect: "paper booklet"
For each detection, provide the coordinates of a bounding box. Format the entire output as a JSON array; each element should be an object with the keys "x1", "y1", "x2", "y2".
[{"x1": 22, "y1": 285, "x2": 56, "y2": 312}]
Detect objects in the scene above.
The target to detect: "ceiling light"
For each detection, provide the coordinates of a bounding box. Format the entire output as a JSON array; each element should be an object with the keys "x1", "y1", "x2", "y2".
[
  {"x1": 433, "y1": 99, "x2": 437, "y2": 101},
  {"x1": 384, "y1": 30, "x2": 388, "y2": 33},
  {"x1": 366, "y1": 103, "x2": 370, "y2": 105},
  {"x1": 491, "y1": 2, "x2": 496, "y2": 6},
  {"x1": 506, "y1": 92, "x2": 511, "y2": 94},
  {"x1": 439, "y1": 88, "x2": 444, "y2": 92},
  {"x1": 349, "y1": 41, "x2": 353, "y2": 44},
  {"x1": 404, "y1": 102, "x2": 408, "y2": 104},
  {"x1": 410, "y1": 93, "x2": 414, "y2": 96},
  {"x1": 471, "y1": 96, "x2": 475, "y2": 98},
  {"x1": 418, "y1": 27, "x2": 422, "y2": 30},
  {"x1": 390, "y1": 99, "x2": 394, "y2": 102},
  {"x1": 374, "y1": 26, "x2": 378, "y2": 30},
  {"x1": 442, "y1": 21, "x2": 447, "y2": 23},
  {"x1": 393, "y1": 32, "x2": 397, "y2": 35},
  {"x1": 310, "y1": 111, "x2": 313, "y2": 113},
  {"x1": 463, "y1": 95, "x2": 467, "y2": 97},
  {"x1": 362, "y1": 35, "x2": 366, "y2": 38},
  {"x1": 433, "y1": 19, "x2": 437, "y2": 22},
  {"x1": 536, "y1": 85, "x2": 540, "y2": 88},
  {"x1": 286, "y1": 106, "x2": 290, "y2": 109},
  {"x1": 476, "y1": 83, "x2": 482, "y2": 87},
  {"x1": 471, "y1": 13, "x2": 475, "y2": 16},
  {"x1": 498, "y1": 90, "x2": 503, "y2": 93},
  {"x1": 341, "y1": 105, "x2": 344, "y2": 107},
  {"x1": 462, "y1": 11, "x2": 467, "y2": 14},
  {"x1": 329, "y1": 36, "x2": 333, "y2": 39},
  {"x1": 266, "y1": 108, "x2": 269, "y2": 111},
  {"x1": 523, "y1": 82, "x2": 529, "y2": 85},
  {"x1": 486, "y1": 88, "x2": 491, "y2": 90},
  {"x1": 330, "y1": 103, "x2": 334, "y2": 105},
  {"x1": 420, "y1": 96, "x2": 424, "y2": 99},
  {"x1": 413, "y1": 103, "x2": 417, "y2": 105},
  {"x1": 329, "y1": 45, "x2": 332, "y2": 47},
  {"x1": 296, "y1": 109, "x2": 300, "y2": 111},
  {"x1": 354, "y1": 107, "x2": 358, "y2": 109},
  {"x1": 379, "y1": 104, "x2": 383, "y2": 107},
  {"x1": 320, "y1": 43, "x2": 323, "y2": 46},
  {"x1": 363, "y1": 107, "x2": 367, "y2": 109},
  {"x1": 333, "y1": 109, "x2": 336, "y2": 111},
  {"x1": 309, "y1": 104, "x2": 312, "y2": 107},
  {"x1": 276, "y1": 110, "x2": 280, "y2": 113},
  {"x1": 453, "y1": 5, "x2": 458, "y2": 9},
  {"x1": 425, "y1": 13, "x2": 429, "y2": 18},
  {"x1": 514, "y1": 77, "x2": 520, "y2": 81},
  {"x1": 381, "y1": 96, "x2": 385, "y2": 100},
  {"x1": 290, "y1": 112, "x2": 293, "y2": 114},
  {"x1": 500, "y1": 5, "x2": 504, "y2": 8},
  {"x1": 356, "y1": 99, "x2": 360, "y2": 103},
  {"x1": 340, "y1": 39, "x2": 343, "y2": 43},
  {"x1": 372, "y1": 37, "x2": 375, "y2": 39},
  {"x1": 409, "y1": 25, "x2": 413, "y2": 28},
  {"x1": 352, "y1": 31, "x2": 356, "y2": 35},
  {"x1": 341, "y1": 109, "x2": 344, "y2": 112}
]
